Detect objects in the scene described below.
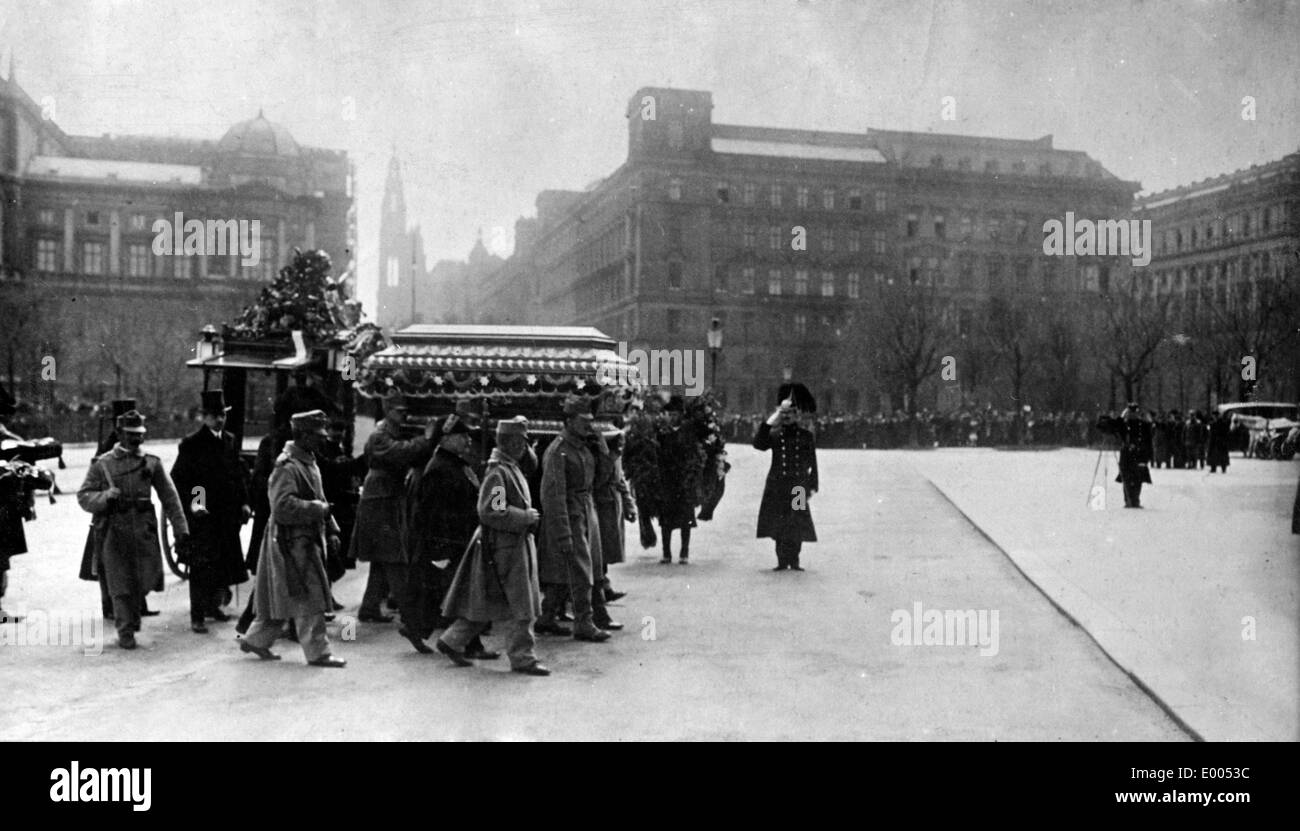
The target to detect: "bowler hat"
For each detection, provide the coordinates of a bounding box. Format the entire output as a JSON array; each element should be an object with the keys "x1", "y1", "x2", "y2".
[
  {"x1": 199, "y1": 390, "x2": 232, "y2": 415},
  {"x1": 119, "y1": 410, "x2": 147, "y2": 433}
]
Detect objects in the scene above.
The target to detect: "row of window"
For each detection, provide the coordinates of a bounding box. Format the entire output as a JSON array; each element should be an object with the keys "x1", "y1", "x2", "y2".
[
  {"x1": 706, "y1": 266, "x2": 873, "y2": 298},
  {"x1": 664, "y1": 307, "x2": 844, "y2": 338},
  {"x1": 739, "y1": 225, "x2": 889, "y2": 253},
  {"x1": 905, "y1": 210, "x2": 1037, "y2": 243},
  {"x1": 34, "y1": 238, "x2": 276, "y2": 279},
  {"x1": 35, "y1": 208, "x2": 155, "y2": 230},
  {"x1": 925, "y1": 155, "x2": 1079, "y2": 177},
  {"x1": 668, "y1": 179, "x2": 890, "y2": 212},
  {"x1": 1143, "y1": 250, "x2": 1287, "y2": 295},
  {"x1": 1154, "y1": 204, "x2": 1286, "y2": 255}
]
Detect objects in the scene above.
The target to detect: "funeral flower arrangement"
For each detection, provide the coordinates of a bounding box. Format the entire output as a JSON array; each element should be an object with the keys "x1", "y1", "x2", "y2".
[{"x1": 225, "y1": 248, "x2": 348, "y2": 343}]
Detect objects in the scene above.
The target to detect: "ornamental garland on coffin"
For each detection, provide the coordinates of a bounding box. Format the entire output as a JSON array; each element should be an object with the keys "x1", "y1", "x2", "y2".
[{"x1": 225, "y1": 248, "x2": 349, "y2": 343}]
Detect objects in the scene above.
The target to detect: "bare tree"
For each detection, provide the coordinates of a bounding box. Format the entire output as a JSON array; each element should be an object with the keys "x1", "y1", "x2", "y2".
[
  {"x1": 1092, "y1": 284, "x2": 1172, "y2": 406},
  {"x1": 858, "y1": 276, "x2": 950, "y2": 429}
]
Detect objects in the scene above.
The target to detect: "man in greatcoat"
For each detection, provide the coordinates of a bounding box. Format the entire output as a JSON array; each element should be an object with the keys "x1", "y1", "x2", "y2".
[
  {"x1": 1207, "y1": 411, "x2": 1233, "y2": 474},
  {"x1": 592, "y1": 428, "x2": 635, "y2": 607},
  {"x1": 753, "y1": 385, "x2": 819, "y2": 571},
  {"x1": 238, "y1": 410, "x2": 345, "y2": 667},
  {"x1": 436, "y1": 416, "x2": 549, "y2": 675},
  {"x1": 537, "y1": 394, "x2": 610, "y2": 642},
  {"x1": 170, "y1": 390, "x2": 251, "y2": 633},
  {"x1": 1096, "y1": 403, "x2": 1154, "y2": 508},
  {"x1": 400, "y1": 415, "x2": 493, "y2": 658},
  {"x1": 77, "y1": 411, "x2": 190, "y2": 649},
  {"x1": 353, "y1": 393, "x2": 434, "y2": 622}
]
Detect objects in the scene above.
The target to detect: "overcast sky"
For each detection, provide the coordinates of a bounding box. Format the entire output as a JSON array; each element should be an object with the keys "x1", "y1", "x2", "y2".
[{"x1": 4, "y1": 0, "x2": 1297, "y2": 315}]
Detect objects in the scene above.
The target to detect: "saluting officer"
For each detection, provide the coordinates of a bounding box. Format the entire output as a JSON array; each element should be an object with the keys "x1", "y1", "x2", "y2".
[
  {"x1": 77, "y1": 411, "x2": 190, "y2": 649},
  {"x1": 753, "y1": 384, "x2": 819, "y2": 571}
]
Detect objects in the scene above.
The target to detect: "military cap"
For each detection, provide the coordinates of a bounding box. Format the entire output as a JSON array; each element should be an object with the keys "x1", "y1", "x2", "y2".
[
  {"x1": 562, "y1": 393, "x2": 594, "y2": 419},
  {"x1": 111, "y1": 398, "x2": 137, "y2": 419},
  {"x1": 119, "y1": 410, "x2": 147, "y2": 433},
  {"x1": 496, "y1": 415, "x2": 529, "y2": 439},
  {"x1": 290, "y1": 409, "x2": 330, "y2": 433}
]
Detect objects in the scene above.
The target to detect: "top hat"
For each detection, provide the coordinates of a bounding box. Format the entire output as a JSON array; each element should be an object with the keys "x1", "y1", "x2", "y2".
[
  {"x1": 199, "y1": 390, "x2": 232, "y2": 415},
  {"x1": 290, "y1": 409, "x2": 329, "y2": 434},
  {"x1": 119, "y1": 410, "x2": 147, "y2": 433},
  {"x1": 562, "y1": 394, "x2": 594, "y2": 419},
  {"x1": 495, "y1": 415, "x2": 529, "y2": 440},
  {"x1": 776, "y1": 382, "x2": 816, "y2": 413}
]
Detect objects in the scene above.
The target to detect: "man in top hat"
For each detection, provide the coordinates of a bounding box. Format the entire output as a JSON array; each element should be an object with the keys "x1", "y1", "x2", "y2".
[
  {"x1": 170, "y1": 390, "x2": 251, "y2": 633},
  {"x1": 1096, "y1": 403, "x2": 1154, "y2": 508},
  {"x1": 436, "y1": 416, "x2": 549, "y2": 674},
  {"x1": 753, "y1": 384, "x2": 819, "y2": 570},
  {"x1": 238, "y1": 409, "x2": 345, "y2": 666},
  {"x1": 401, "y1": 411, "x2": 494, "y2": 657},
  {"x1": 537, "y1": 394, "x2": 610, "y2": 642},
  {"x1": 353, "y1": 393, "x2": 435, "y2": 622},
  {"x1": 77, "y1": 410, "x2": 190, "y2": 649}
]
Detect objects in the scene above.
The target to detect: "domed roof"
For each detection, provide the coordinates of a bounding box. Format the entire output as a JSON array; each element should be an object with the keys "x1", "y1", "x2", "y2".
[{"x1": 218, "y1": 110, "x2": 300, "y2": 157}]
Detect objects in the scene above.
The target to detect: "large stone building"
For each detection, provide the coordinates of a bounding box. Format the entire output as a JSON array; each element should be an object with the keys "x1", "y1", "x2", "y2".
[
  {"x1": 0, "y1": 67, "x2": 355, "y2": 413},
  {"x1": 1134, "y1": 151, "x2": 1300, "y2": 408},
  {"x1": 462, "y1": 86, "x2": 1137, "y2": 413}
]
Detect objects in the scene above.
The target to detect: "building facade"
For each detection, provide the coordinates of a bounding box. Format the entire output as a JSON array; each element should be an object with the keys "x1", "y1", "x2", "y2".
[
  {"x1": 1134, "y1": 151, "x2": 1300, "y2": 408},
  {"x1": 464, "y1": 86, "x2": 1137, "y2": 413},
  {"x1": 0, "y1": 67, "x2": 355, "y2": 413}
]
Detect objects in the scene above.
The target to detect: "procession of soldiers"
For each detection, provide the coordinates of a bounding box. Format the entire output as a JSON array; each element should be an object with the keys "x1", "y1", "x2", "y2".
[{"x1": 0, "y1": 377, "x2": 820, "y2": 676}]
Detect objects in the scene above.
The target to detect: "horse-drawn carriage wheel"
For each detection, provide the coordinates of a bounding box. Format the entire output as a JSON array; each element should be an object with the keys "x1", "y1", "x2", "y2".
[{"x1": 160, "y1": 507, "x2": 189, "y2": 580}]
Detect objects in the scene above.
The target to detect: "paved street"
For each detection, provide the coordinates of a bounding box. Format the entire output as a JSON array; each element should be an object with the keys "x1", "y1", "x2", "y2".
[{"x1": 6, "y1": 440, "x2": 1272, "y2": 741}]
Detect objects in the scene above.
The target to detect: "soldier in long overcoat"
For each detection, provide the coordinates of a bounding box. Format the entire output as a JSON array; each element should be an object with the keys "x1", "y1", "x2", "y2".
[
  {"x1": 592, "y1": 429, "x2": 635, "y2": 606},
  {"x1": 352, "y1": 394, "x2": 433, "y2": 621},
  {"x1": 537, "y1": 395, "x2": 609, "y2": 641},
  {"x1": 1096, "y1": 404, "x2": 1154, "y2": 507},
  {"x1": 753, "y1": 391, "x2": 819, "y2": 571},
  {"x1": 77, "y1": 411, "x2": 189, "y2": 648},
  {"x1": 238, "y1": 410, "x2": 345, "y2": 667},
  {"x1": 437, "y1": 417, "x2": 548, "y2": 674},
  {"x1": 170, "y1": 390, "x2": 250, "y2": 632}
]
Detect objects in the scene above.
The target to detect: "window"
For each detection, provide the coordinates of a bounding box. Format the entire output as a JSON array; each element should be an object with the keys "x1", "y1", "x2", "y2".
[
  {"x1": 906, "y1": 213, "x2": 919, "y2": 238},
  {"x1": 668, "y1": 179, "x2": 682, "y2": 201},
  {"x1": 208, "y1": 254, "x2": 228, "y2": 277},
  {"x1": 82, "y1": 241, "x2": 105, "y2": 274},
  {"x1": 1014, "y1": 260, "x2": 1030, "y2": 290},
  {"x1": 258, "y1": 238, "x2": 277, "y2": 281},
  {"x1": 1191, "y1": 227, "x2": 1198, "y2": 248},
  {"x1": 821, "y1": 229, "x2": 834, "y2": 252},
  {"x1": 742, "y1": 225, "x2": 755, "y2": 248},
  {"x1": 793, "y1": 269, "x2": 808, "y2": 295},
  {"x1": 873, "y1": 231, "x2": 887, "y2": 254},
  {"x1": 38, "y1": 208, "x2": 56, "y2": 226},
  {"x1": 848, "y1": 230, "x2": 861, "y2": 252},
  {"x1": 959, "y1": 258, "x2": 974, "y2": 289},
  {"x1": 796, "y1": 187, "x2": 810, "y2": 209},
  {"x1": 874, "y1": 270, "x2": 886, "y2": 285},
  {"x1": 769, "y1": 184, "x2": 782, "y2": 207},
  {"x1": 847, "y1": 272, "x2": 861, "y2": 299},
  {"x1": 985, "y1": 257, "x2": 1003, "y2": 290},
  {"x1": 667, "y1": 121, "x2": 684, "y2": 150},
  {"x1": 666, "y1": 308, "x2": 682, "y2": 333},
  {"x1": 768, "y1": 226, "x2": 781, "y2": 250},
  {"x1": 987, "y1": 214, "x2": 1002, "y2": 241},
  {"x1": 85, "y1": 210, "x2": 101, "y2": 226},
  {"x1": 716, "y1": 182, "x2": 730, "y2": 203},
  {"x1": 822, "y1": 188, "x2": 835, "y2": 209},
  {"x1": 820, "y1": 271, "x2": 834, "y2": 297},
  {"x1": 36, "y1": 238, "x2": 58, "y2": 272},
  {"x1": 848, "y1": 189, "x2": 863, "y2": 211},
  {"x1": 127, "y1": 244, "x2": 150, "y2": 277},
  {"x1": 793, "y1": 314, "x2": 807, "y2": 336},
  {"x1": 668, "y1": 261, "x2": 683, "y2": 289},
  {"x1": 742, "y1": 182, "x2": 756, "y2": 205},
  {"x1": 959, "y1": 309, "x2": 973, "y2": 338},
  {"x1": 934, "y1": 214, "x2": 946, "y2": 239},
  {"x1": 768, "y1": 269, "x2": 783, "y2": 295},
  {"x1": 960, "y1": 214, "x2": 973, "y2": 239},
  {"x1": 129, "y1": 213, "x2": 148, "y2": 231},
  {"x1": 908, "y1": 257, "x2": 922, "y2": 285},
  {"x1": 874, "y1": 192, "x2": 887, "y2": 212},
  {"x1": 1241, "y1": 211, "x2": 1251, "y2": 237},
  {"x1": 1262, "y1": 207, "x2": 1272, "y2": 233},
  {"x1": 714, "y1": 263, "x2": 728, "y2": 292},
  {"x1": 175, "y1": 256, "x2": 193, "y2": 280},
  {"x1": 741, "y1": 267, "x2": 755, "y2": 295}
]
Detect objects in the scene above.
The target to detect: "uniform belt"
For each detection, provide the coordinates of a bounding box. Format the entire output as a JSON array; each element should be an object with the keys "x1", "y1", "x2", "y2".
[{"x1": 112, "y1": 500, "x2": 154, "y2": 513}]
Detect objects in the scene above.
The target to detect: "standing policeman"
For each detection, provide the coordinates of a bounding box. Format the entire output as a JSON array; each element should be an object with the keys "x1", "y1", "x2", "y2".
[
  {"x1": 1096, "y1": 403, "x2": 1154, "y2": 508},
  {"x1": 77, "y1": 411, "x2": 190, "y2": 649},
  {"x1": 753, "y1": 384, "x2": 819, "y2": 571}
]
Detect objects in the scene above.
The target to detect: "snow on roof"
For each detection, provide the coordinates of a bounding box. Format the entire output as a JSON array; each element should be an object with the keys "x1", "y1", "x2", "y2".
[
  {"x1": 711, "y1": 137, "x2": 886, "y2": 164},
  {"x1": 26, "y1": 155, "x2": 203, "y2": 184}
]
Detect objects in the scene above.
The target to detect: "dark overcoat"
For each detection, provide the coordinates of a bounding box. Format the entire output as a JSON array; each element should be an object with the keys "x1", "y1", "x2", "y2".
[
  {"x1": 1206, "y1": 418, "x2": 1232, "y2": 469},
  {"x1": 170, "y1": 427, "x2": 250, "y2": 587},
  {"x1": 77, "y1": 446, "x2": 188, "y2": 597},
  {"x1": 753, "y1": 422, "x2": 818, "y2": 542},
  {"x1": 252, "y1": 442, "x2": 336, "y2": 620},
  {"x1": 351, "y1": 419, "x2": 431, "y2": 564},
  {"x1": 0, "y1": 462, "x2": 34, "y2": 567},
  {"x1": 407, "y1": 447, "x2": 480, "y2": 567},
  {"x1": 593, "y1": 447, "x2": 634, "y2": 566},
  {"x1": 655, "y1": 425, "x2": 700, "y2": 530},
  {"x1": 1097, "y1": 416, "x2": 1153, "y2": 484},
  {"x1": 441, "y1": 449, "x2": 542, "y2": 622},
  {"x1": 539, "y1": 428, "x2": 602, "y2": 586}
]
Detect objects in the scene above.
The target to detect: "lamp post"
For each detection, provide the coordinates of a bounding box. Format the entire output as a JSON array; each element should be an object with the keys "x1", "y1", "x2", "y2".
[{"x1": 707, "y1": 316, "x2": 723, "y2": 392}]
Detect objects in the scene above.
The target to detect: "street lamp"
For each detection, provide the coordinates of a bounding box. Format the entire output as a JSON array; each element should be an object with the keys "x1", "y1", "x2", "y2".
[{"x1": 707, "y1": 316, "x2": 723, "y2": 391}]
